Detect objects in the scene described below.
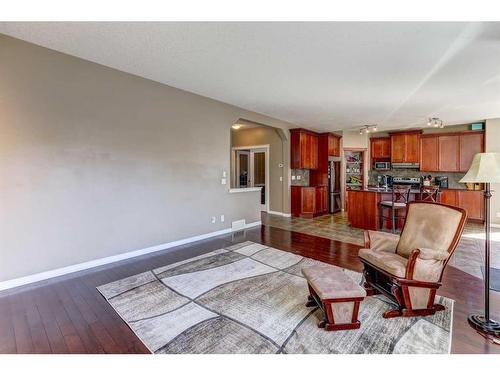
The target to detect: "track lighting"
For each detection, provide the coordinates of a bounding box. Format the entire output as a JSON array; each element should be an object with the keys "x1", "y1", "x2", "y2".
[
  {"x1": 427, "y1": 118, "x2": 444, "y2": 129},
  {"x1": 359, "y1": 125, "x2": 378, "y2": 134}
]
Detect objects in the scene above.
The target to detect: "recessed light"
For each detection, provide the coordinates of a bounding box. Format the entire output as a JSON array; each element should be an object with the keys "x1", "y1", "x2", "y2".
[{"x1": 232, "y1": 124, "x2": 242, "y2": 130}]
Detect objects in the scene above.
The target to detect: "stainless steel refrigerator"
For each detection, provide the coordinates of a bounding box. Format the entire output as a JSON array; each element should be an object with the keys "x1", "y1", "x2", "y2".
[{"x1": 328, "y1": 160, "x2": 341, "y2": 213}]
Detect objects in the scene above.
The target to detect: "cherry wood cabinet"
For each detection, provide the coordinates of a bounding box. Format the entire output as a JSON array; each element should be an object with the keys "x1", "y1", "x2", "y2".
[
  {"x1": 310, "y1": 133, "x2": 342, "y2": 186},
  {"x1": 390, "y1": 131, "x2": 421, "y2": 163},
  {"x1": 439, "y1": 189, "x2": 458, "y2": 206},
  {"x1": 370, "y1": 137, "x2": 391, "y2": 159},
  {"x1": 420, "y1": 136, "x2": 439, "y2": 172},
  {"x1": 291, "y1": 129, "x2": 318, "y2": 169},
  {"x1": 419, "y1": 131, "x2": 484, "y2": 172},
  {"x1": 328, "y1": 133, "x2": 341, "y2": 157},
  {"x1": 459, "y1": 132, "x2": 484, "y2": 172},
  {"x1": 291, "y1": 186, "x2": 327, "y2": 218},
  {"x1": 439, "y1": 189, "x2": 484, "y2": 221},
  {"x1": 457, "y1": 190, "x2": 484, "y2": 221},
  {"x1": 438, "y1": 135, "x2": 460, "y2": 172},
  {"x1": 390, "y1": 133, "x2": 406, "y2": 163},
  {"x1": 315, "y1": 186, "x2": 328, "y2": 214}
]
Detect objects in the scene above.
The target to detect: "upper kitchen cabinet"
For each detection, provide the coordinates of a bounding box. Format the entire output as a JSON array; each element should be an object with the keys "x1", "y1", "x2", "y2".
[
  {"x1": 370, "y1": 137, "x2": 391, "y2": 159},
  {"x1": 438, "y1": 135, "x2": 460, "y2": 172},
  {"x1": 420, "y1": 135, "x2": 439, "y2": 172},
  {"x1": 390, "y1": 130, "x2": 421, "y2": 164},
  {"x1": 290, "y1": 128, "x2": 318, "y2": 169},
  {"x1": 459, "y1": 132, "x2": 484, "y2": 172},
  {"x1": 327, "y1": 133, "x2": 341, "y2": 157},
  {"x1": 419, "y1": 130, "x2": 484, "y2": 172}
]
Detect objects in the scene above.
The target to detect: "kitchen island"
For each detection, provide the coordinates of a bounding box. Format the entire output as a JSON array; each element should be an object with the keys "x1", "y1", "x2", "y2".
[{"x1": 346, "y1": 187, "x2": 484, "y2": 230}]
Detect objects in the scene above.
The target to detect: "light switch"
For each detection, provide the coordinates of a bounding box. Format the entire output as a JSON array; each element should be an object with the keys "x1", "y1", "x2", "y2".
[
  {"x1": 291, "y1": 176, "x2": 296, "y2": 180},
  {"x1": 279, "y1": 176, "x2": 283, "y2": 182},
  {"x1": 221, "y1": 178, "x2": 227, "y2": 185},
  {"x1": 297, "y1": 175, "x2": 301, "y2": 180}
]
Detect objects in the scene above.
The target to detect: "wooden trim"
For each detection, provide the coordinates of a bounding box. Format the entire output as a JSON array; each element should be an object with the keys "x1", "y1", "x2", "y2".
[
  {"x1": 388, "y1": 129, "x2": 423, "y2": 135},
  {"x1": 420, "y1": 129, "x2": 484, "y2": 138},
  {"x1": 289, "y1": 128, "x2": 319, "y2": 136}
]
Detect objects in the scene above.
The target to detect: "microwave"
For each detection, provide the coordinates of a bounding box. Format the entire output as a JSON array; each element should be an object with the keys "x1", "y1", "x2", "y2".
[{"x1": 374, "y1": 161, "x2": 391, "y2": 170}]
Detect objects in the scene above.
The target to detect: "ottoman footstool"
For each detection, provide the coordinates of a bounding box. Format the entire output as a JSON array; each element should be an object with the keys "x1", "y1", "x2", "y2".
[{"x1": 302, "y1": 264, "x2": 366, "y2": 331}]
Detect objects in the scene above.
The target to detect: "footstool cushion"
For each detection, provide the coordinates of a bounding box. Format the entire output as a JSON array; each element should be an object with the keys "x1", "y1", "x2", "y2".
[{"x1": 302, "y1": 264, "x2": 366, "y2": 331}]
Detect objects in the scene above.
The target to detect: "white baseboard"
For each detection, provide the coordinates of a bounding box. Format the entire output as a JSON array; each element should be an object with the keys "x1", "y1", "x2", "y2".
[
  {"x1": 267, "y1": 210, "x2": 292, "y2": 217},
  {"x1": 0, "y1": 220, "x2": 262, "y2": 292}
]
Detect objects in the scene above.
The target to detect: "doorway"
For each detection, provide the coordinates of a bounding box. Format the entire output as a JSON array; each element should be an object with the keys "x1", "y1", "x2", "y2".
[{"x1": 232, "y1": 146, "x2": 269, "y2": 212}]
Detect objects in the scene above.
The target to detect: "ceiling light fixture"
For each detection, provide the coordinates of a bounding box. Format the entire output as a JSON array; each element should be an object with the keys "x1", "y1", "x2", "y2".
[
  {"x1": 427, "y1": 117, "x2": 444, "y2": 129},
  {"x1": 359, "y1": 125, "x2": 378, "y2": 134},
  {"x1": 232, "y1": 124, "x2": 242, "y2": 130}
]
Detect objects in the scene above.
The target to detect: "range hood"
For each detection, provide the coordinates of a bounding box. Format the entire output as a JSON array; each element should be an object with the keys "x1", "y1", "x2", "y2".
[{"x1": 391, "y1": 162, "x2": 420, "y2": 169}]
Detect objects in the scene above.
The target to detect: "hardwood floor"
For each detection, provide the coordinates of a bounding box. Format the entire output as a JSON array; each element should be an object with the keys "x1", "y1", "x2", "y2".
[{"x1": 0, "y1": 226, "x2": 498, "y2": 354}]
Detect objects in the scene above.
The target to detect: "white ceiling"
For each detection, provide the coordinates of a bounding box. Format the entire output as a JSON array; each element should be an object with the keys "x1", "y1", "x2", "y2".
[{"x1": 1, "y1": 22, "x2": 500, "y2": 132}]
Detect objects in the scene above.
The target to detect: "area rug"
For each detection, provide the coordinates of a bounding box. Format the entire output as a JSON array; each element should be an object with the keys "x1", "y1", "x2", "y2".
[{"x1": 97, "y1": 241, "x2": 453, "y2": 354}]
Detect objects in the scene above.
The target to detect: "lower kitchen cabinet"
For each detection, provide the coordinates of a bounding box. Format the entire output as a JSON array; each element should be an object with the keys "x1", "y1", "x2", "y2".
[
  {"x1": 291, "y1": 186, "x2": 327, "y2": 218},
  {"x1": 439, "y1": 189, "x2": 484, "y2": 221}
]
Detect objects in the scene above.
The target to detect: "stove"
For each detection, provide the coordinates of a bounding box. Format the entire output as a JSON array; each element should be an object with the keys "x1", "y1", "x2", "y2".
[{"x1": 392, "y1": 177, "x2": 421, "y2": 190}]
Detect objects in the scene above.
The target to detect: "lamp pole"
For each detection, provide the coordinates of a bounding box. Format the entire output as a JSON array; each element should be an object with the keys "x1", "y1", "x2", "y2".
[{"x1": 468, "y1": 182, "x2": 500, "y2": 335}]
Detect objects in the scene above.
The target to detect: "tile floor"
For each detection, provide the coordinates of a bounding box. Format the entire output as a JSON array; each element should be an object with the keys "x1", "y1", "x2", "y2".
[{"x1": 262, "y1": 211, "x2": 500, "y2": 280}]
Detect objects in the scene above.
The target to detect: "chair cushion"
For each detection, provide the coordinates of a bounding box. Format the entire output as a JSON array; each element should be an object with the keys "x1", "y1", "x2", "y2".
[
  {"x1": 301, "y1": 264, "x2": 366, "y2": 300},
  {"x1": 396, "y1": 202, "x2": 464, "y2": 258},
  {"x1": 358, "y1": 249, "x2": 407, "y2": 278},
  {"x1": 380, "y1": 200, "x2": 407, "y2": 208}
]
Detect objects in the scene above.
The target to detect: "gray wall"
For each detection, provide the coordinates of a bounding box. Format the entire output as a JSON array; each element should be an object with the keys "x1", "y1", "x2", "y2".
[
  {"x1": 0, "y1": 35, "x2": 295, "y2": 282},
  {"x1": 486, "y1": 118, "x2": 500, "y2": 225},
  {"x1": 230, "y1": 126, "x2": 286, "y2": 213}
]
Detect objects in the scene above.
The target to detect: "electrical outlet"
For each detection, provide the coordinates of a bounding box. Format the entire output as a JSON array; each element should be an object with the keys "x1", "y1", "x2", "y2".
[
  {"x1": 211, "y1": 216, "x2": 216, "y2": 223},
  {"x1": 220, "y1": 215, "x2": 225, "y2": 222},
  {"x1": 279, "y1": 176, "x2": 283, "y2": 182},
  {"x1": 291, "y1": 175, "x2": 296, "y2": 180},
  {"x1": 297, "y1": 175, "x2": 301, "y2": 180}
]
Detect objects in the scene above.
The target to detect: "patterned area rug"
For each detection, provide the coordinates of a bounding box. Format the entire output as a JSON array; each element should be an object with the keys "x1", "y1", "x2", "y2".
[{"x1": 97, "y1": 241, "x2": 453, "y2": 354}]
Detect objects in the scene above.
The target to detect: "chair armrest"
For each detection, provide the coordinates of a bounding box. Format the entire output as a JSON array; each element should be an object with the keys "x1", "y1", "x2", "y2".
[
  {"x1": 417, "y1": 248, "x2": 449, "y2": 261},
  {"x1": 364, "y1": 230, "x2": 400, "y2": 253},
  {"x1": 405, "y1": 249, "x2": 448, "y2": 281}
]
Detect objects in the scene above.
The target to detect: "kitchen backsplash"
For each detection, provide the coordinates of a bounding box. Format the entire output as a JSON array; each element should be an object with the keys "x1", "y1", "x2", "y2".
[
  {"x1": 291, "y1": 169, "x2": 310, "y2": 186},
  {"x1": 368, "y1": 170, "x2": 466, "y2": 189}
]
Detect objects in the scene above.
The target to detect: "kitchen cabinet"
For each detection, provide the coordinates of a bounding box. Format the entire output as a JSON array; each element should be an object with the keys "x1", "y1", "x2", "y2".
[
  {"x1": 370, "y1": 137, "x2": 391, "y2": 159},
  {"x1": 290, "y1": 129, "x2": 318, "y2": 169},
  {"x1": 438, "y1": 135, "x2": 460, "y2": 172},
  {"x1": 291, "y1": 186, "x2": 327, "y2": 218},
  {"x1": 439, "y1": 189, "x2": 457, "y2": 206},
  {"x1": 420, "y1": 136, "x2": 439, "y2": 172},
  {"x1": 419, "y1": 131, "x2": 484, "y2": 172},
  {"x1": 390, "y1": 131, "x2": 421, "y2": 163},
  {"x1": 310, "y1": 133, "x2": 342, "y2": 186},
  {"x1": 315, "y1": 186, "x2": 328, "y2": 214},
  {"x1": 457, "y1": 190, "x2": 484, "y2": 221},
  {"x1": 328, "y1": 133, "x2": 341, "y2": 157},
  {"x1": 439, "y1": 189, "x2": 484, "y2": 221},
  {"x1": 460, "y1": 132, "x2": 484, "y2": 172}
]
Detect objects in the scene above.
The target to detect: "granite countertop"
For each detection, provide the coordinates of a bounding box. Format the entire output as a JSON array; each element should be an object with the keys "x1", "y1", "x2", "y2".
[{"x1": 349, "y1": 186, "x2": 481, "y2": 193}]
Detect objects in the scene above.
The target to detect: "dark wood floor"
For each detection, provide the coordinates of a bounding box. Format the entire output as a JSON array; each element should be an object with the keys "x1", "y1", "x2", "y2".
[{"x1": 0, "y1": 225, "x2": 498, "y2": 354}]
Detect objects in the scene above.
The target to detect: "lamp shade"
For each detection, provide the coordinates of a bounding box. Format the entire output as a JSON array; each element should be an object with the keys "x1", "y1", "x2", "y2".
[{"x1": 459, "y1": 152, "x2": 500, "y2": 183}]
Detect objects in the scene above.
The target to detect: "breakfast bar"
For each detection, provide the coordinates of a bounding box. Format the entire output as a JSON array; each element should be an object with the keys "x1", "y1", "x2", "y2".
[{"x1": 347, "y1": 187, "x2": 484, "y2": 230}]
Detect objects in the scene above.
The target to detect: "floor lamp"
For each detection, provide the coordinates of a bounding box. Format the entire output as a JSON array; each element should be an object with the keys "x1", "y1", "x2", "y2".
[{"x1": 460, "y1": 152, "x2": 500, "y2": 337}]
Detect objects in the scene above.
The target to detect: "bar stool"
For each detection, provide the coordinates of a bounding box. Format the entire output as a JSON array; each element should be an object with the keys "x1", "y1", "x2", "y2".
[
  {"x1": 418, "y1": 185, "x2": 440, "y2": 202},
  {"x1": 379, "y1": 185, "x2": 411, "y2": 233}
]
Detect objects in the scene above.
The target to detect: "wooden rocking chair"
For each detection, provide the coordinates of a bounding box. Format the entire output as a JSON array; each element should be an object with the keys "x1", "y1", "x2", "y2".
[{"x1": 359, "y1": 201, "x2": 467, "y2": 318}]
